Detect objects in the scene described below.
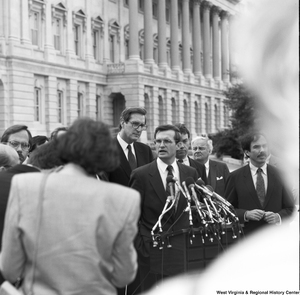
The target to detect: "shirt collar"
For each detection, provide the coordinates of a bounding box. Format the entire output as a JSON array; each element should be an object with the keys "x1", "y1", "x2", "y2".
[
  {"x1": 117, "y1": 133, "x2": 133, "y2": 152},
  {"x1": 204, "y1": 160, "x2": 210, "y2": 170},
  {"x1": 157, "y1": 157, "x2": 177, "y2": 173},
  {"x1": 249, "y1": 162, "x2": 267, "y2": 176}
]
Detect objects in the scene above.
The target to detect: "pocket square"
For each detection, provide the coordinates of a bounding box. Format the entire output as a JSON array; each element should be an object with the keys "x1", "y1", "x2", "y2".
[{"x1": 216, "y1": 176, "x2": 223, "y2": 181}]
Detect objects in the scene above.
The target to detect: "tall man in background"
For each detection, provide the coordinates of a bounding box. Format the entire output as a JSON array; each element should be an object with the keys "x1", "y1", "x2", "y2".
[
  {"x1": 106, "y1": 107, "x2": 154, "y2": 187},
  {"x1": 191, "y1": 135, "x2": 229, "y2": 197},
  {"x1": 106, "y1": 107, "x2": 153, "y2": 295}
]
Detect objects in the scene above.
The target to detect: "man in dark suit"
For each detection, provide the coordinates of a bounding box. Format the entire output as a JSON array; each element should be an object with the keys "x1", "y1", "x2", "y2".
[
  {"x1": 129, "y1": 124, "x2": 198, "y2": 292},
  {"x1": 106, "y1": 107, "x2": 154, "y2": 187},
  {"x1": 191, "y1": 135, "x2": 230, "y2": 197},
  {"x1": 174, "y1": 123, "x2": 207, "y2": 184},
  {"x1": 105, "y1": 107, "x2": 153, "y2": 295},
  {"x1": 224, "y1": 132, "x2": 295, "y2": 237}
]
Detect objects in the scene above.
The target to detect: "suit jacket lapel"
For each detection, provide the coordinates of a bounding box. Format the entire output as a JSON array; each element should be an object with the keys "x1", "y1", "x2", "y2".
[
  {"x1": 264, "y1": 165, "x2": 275, "y2": 208},
  {"x1": 148, "y1": 161, "x2": 167, "y2": 205},
  {"x1": 116, "y1": 140, "x2": 132, "y2": 178},
  {"x1": 209, "y1": 160, "x2": 217, "y2": 189},
  {"x1": 243, "y1": 165, "x2": 263, "y2": 208}
]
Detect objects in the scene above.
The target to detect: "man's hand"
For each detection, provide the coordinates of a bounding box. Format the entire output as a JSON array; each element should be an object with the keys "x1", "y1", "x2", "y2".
[
  {"x1": 263, "y1": 211, "x2": 280, "y2": 224},
  {"x1": 245, "y1": 209, "x2": 265, "y2": 221}
]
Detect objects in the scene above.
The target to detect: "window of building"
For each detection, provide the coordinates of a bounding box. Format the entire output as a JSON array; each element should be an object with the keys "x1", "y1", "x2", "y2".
[
  {"x1": 77, "y1": 93, "x2": 83, "y2": 117},
  {"x1": 52, "y1": 3, "x2": 67, "y2": 53},
  {"x1": 158, "y1": 96, "x2": 164, "y2": 125},
  {"x1": 73, "y1": 10, "x2": 87, "y2": 58},
  {"x1": 153, "y1": 0, "x2": 158, "y2": 18},
  {"x1": 139, "y1": 0, "x2": 144, "y2": 12},
  {"x1": 171, "y1": 97, "x2": 177, "y2": 124},
  {"x1": 183, "y1": 99, "x2": 188, "y2": 126},
  {"x1": 153, "y1": 34, "x2": 158, "y2": 64},
  {"x1": 166, "y1": 0, "x2": 170, "y2": 23},
  {"x1": 139, "y1": 29, "x2": 144, "y2": 60},
  {"x1": 96, "y1": 95, "x2": 102, "y2": 120},
  {"x1": 195, "y1": 101, "x2": 201, "y2": 134},
  {"x1": 108, "y1": 20, "x2": 120, "y2": 63},
  {"x1": 57, "y1": 90, "x2": 63, "y2": 123},
  {"x1": 34, "y1": 87, "x2": 41, "y2": 122},
  {"x1": 91, "y1": 16, "x2": 104, "y2": 61},
  {"x1": 215, "y1": 104, "x2": 220, "y2": 130},
  {"x1": 124, "y1": 0, "x2": 129, "y2": 7},
  {"x1": 29, "y1": 0, "x2": 45, "y2": 47}
]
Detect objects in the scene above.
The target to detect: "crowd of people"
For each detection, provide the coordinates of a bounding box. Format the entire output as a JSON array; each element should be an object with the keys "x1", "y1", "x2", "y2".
[
  {"x1": 0, "y1": 0, "x2": 298, "y2": 293},
  {"x1": 0, "y1": 108, "x2": 297, "y2": 295}
]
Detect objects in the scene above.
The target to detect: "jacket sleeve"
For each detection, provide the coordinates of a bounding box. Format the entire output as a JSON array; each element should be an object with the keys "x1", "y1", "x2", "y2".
[
  {"x1": 0, "y1": 177, "x2": 26, "y2": 282},
  {"x1": 110, "y1": 189, "x2": 140, "y2": 288}
]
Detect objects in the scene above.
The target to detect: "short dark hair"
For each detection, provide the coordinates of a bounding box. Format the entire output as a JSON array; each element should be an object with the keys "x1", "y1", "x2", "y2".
[
  {"x1": 50, "y1": 127, "x2": 68, "y2": 141},
  {"x1": 154, "y1": 124, "x2": 181, "y2": 143},
  {"x1": 174, "y1": 123, "x2": 190, "y2": 139},
  {"x1": 119, "y1": 107, "x2": 147, "y2": 130},
  {"x1": 57, "y1": 118, "x2": 119, "y2": 175},
  {"x1": 240, "y1": 132, "x2": 267, "y2": 152},
  {"x1": 31, "y1": 135, "x2": 49, "y2": 152},
  {"x1": 0, "y1": 125, "x2": 33, "y2": 151},
  {"x1": 28, "y1": 140, "x2": 63, "y2": 170}
]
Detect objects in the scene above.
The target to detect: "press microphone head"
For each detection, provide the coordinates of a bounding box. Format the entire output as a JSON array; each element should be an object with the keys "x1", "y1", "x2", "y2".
[
  {"x1": 185, "y1": 177, "x2": 195, "y2": 188},
  {"x1": 196, "y1": 178, "x2": 205, "y2": 186},
  {"x1": 206, "y1": 185, "x2": 214, "y2": 192},
  {"x1": 166, "y1": 175, "x2": 175, "y2": 184}
]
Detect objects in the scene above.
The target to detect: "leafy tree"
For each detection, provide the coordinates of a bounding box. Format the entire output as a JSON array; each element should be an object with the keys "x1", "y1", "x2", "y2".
[{"x1": 210, "y1": 83, "x2": 259, "y2": 160}]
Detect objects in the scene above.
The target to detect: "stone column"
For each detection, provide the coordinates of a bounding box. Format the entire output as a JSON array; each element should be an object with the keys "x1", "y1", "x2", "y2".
[
  {"x1": 144, "y1": 0, "x2": 153, "y2": 63},
  {"x1": 228, "y1": 14, "x2": 235, "y2": 83},
  {"x1": 212, "y1": 6, "x2": 221, "y2": 80},
  {"x1": 182, "y1": 0, "x2": 191, "y2": 73},
  {"x1": 129, "y1": 0, "x2": 139, "y2": 59},
  {"x1": 202, "y1": 1, "x2": 212, "y2": 79},
  {"x1": 170, "y1": 0, "x2": 179, "y2": 70},
  {"x1": 85, "y1": 1, "x2": 94, "y2": 64},
  {"x1": 8, "y1": 0, "x2": 20, "y2": 43},
  {"x1": 44, "y1": 1, "x2": 55, "y2": 60},
  {"x1": 192, "y1": 0, "x2": 202, "y2": 76},
  {"x1": 221, "y1": 10, "x2": 229, "y2": 82},
  {"x1": 158, "y1": 0, "x2": 167, "y2": 67}
]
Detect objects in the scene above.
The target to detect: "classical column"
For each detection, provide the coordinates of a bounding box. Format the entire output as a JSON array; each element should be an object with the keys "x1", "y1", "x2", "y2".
[
  {"x1": 144, "y1": 0, "x2": 153, "y2": 63},
  {"x1": 8, "y1": 0, "x2": 20, "y2": 43},
  {"x1": 44, "y1": 1, "x2": 55, "y2": 57},
  {"x1": 182, "y1": 0, "x2": 191, "y2": 73},
  {"x1": 192, "y1": 0, "x2": 202, "y2": 76},
  {"x1": 212, "y1": 6, "x2": 221, "y2": 80},
  {"x1": 202, "y1": 1, "x2": 212, "y2": 79},
  {"x1": 221, "y1": 10, "x2": 229, "y2": 82},
  {"x1": 158, "y1": 0, "x2": 167, "y2": 67},
  {"x1": 228, "y1": 14, "x2": 235, "y2": 82},
  {"x1": 129, "y1": 0, "x2": 139, "y2": 59},
  {"x1": 170, "y1": 0, "x2": 179, "y2": 70}
]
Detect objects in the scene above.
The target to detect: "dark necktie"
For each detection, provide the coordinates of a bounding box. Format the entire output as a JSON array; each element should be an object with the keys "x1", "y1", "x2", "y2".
[
  {"x1": 256, "y1": 168, "x2": 265, "y2": 206},
  {"x1": 127, "y1": 144, "x2": 137, "y2": 170},
  {"x1": 177, "y1": 159, "x2": 183, "y2": 164},
  {"x1": 166, "y1": 165, "x2": 174, "y2": 196}
]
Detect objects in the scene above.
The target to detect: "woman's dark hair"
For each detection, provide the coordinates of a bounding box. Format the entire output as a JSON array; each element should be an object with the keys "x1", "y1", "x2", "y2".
[
  {"x1": 154, "y1": 124, "x2": 181, "y2": 144},
  {"x1": 31, "y1": 135, "x2": 49, "y2": 152},
  {"x1": 57, "y1": 118, "x2": 119, "y2": 175},
  {"x1": 50, "y1": 127, "x2": 68, "y2": 141},
  {"x1": 28, "y1": 140, "x2": 63, "y2": 169}
]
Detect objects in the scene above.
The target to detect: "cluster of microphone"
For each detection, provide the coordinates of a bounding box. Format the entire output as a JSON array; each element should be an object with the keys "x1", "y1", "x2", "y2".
[{"x1": 151, "y1": 176, "x2": 242, "y2": 249}]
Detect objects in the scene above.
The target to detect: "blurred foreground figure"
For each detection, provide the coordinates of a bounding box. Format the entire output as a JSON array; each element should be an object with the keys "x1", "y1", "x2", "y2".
[
  {"x1": 0, "y1": 118, "x2": 140, "y2": 295},
  {"x1": 142, "y1": 0, "x2": 299, "y2": 293},
  {"x1": 0, "y1": 144, "x2": 19, "y2": 171}
]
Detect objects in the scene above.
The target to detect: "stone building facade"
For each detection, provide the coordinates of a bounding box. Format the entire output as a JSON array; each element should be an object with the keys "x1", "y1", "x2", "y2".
[{"x1": 0, "y1": 0, "x2": 241, "y2": 142}]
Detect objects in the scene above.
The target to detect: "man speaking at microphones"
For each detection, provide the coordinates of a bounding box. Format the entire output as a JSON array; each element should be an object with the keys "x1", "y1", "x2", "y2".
[{"x1": 129, "y1": 124, "x2": 198, "y2": 293}]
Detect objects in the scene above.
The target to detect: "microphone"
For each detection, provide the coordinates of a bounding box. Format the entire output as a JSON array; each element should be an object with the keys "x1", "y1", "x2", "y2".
[
  {"x1": 173, "y1": 177, "x2": 188, "y2": 200},
  {"x1": 205, "y1": 185, "x2": 234, "y2": 210},
  {"x1": 182, "y1": 181, "x2": 192, "y2": 203},
  {"x1": 166, "y1": 175, "x2": 175, "y2": 197},
  {"x1": 195, "y1": 179, "x2": 214, "y2": 197}
]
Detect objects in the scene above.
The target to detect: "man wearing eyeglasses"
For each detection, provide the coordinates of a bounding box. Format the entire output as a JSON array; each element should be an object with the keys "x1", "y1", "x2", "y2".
[
  {"x1": 129, "y1": 124, "x2": 198, "y2": 293},
  {"x1": 0, "y1": 125, "x2": 32, "y2": 164},
  {"x1": 106, "y1": 107, "x2": 154, "y2": 188},
  {"x1": 105, "y1": 107, "x2": 154, "y2": 295}
]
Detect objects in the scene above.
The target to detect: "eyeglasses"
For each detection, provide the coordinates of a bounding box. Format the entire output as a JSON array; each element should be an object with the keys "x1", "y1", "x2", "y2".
[
  {"x1": 154, "y1": 139, "x2": 175, "y2": 146},
  {"x1": 3, "y1": 141, "x2": 30, "y2": 151},
  {"x1": 127, "y1": 121, "x2": 147, "y2": 130}
]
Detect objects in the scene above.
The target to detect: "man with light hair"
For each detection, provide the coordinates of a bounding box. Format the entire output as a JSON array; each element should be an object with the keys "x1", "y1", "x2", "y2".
[{"x1": 191, "y1": 135, "x2": 229, "y2": 197}]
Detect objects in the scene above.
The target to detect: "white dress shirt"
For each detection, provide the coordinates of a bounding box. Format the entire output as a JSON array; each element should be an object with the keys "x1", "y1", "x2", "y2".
[{"x1": 117, "y1": 133, "x2": 136, "y2": 160}]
